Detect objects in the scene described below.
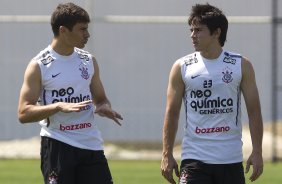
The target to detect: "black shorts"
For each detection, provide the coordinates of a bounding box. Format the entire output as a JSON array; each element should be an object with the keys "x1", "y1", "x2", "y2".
[
  {"x1": 179, "y1": 159, "x2": 245, "y2": 184},
  {"x1": 40, "y1": 136, "x2": 113, "y2": 184}
]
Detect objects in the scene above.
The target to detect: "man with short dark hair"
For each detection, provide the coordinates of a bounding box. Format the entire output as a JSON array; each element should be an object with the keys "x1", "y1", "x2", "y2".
[
  {"x1": 161, "y1": 3, "x2": 263, "y2": 184},
  {"x1": 18, "y1": 3, "x2": 123, "y2": 184}
]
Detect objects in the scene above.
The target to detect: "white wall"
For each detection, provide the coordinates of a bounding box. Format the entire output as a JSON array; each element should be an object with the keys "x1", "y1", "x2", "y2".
[{"x1": 0, "y1": 0, "x2": 281, "y2": 141}]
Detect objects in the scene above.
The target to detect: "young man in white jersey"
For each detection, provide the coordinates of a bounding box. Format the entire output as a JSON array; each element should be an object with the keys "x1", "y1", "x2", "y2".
[
  {"x1": 18, "y1": 3, "x2": 123, "y2": 184},
  {"x1": 161, "y1": 4, "x2": 263, "y2": 184}
]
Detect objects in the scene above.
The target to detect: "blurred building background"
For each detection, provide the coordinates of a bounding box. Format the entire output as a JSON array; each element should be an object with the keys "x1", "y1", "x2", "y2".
[{"x1": 0, "y1": 0, "x2": 281, "y2": 148}]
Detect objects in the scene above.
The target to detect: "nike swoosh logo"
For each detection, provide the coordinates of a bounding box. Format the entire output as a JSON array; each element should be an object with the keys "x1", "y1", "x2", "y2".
[
  {"x1": 52, "y1": 73, "x2": 61, "y2": 78},
  {"x1": 191, "y1": 74, "x2": 201, "y2": 79}
]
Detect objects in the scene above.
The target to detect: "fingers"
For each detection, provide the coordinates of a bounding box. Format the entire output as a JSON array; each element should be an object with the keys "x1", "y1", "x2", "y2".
[
  {"x1": 115, "y1": 112, "x2": 123, "y2": 120},
  {"x1": 76, "y1": 100, "x2": 93, "y2": 112},
  {"x1": 245, "y1": 157, "x2": 263, "y2": 182},
  {"x1": 161, "y1": 158, "x2": 178, "y2": 184},
  {"x1": 58, "y1": 100, "x2": 92, "y2": 113},
  {"x1": 174, "y1": 164, "x2": 180, "y2": 177},
  {"x1": 245, "y1": 160, "x2": 250, "y2": 174},
  {"x1": 249, "y1": 164, "x2": 263, "y2": 182},
  {"x1": 95, "y1": 107, "x2": 123, "y2": 126},
  {"x1": 79, "y1": 100, "x2": 93, "y2": 104},
  {"x1": 109, "y1": 111, "x2": 123, "y2": 126},
  {"x1": 161, "y1": 169, "x2": 176, "y2": 184},
  {"x1": 112, "y1": 117, "x2": 122, "y2": 126}
]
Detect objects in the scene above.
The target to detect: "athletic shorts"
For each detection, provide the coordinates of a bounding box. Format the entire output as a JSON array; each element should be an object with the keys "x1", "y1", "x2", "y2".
[
  {"x1": 40, "y1": 136, "x2": 113, "y2": 184},
  {"x1": 179, "y1": 159, "x2": 245, "y2": 184}
]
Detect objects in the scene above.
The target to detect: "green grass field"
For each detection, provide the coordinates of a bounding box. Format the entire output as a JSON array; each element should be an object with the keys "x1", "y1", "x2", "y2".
[{"x1": 0, "y1": 159, "x2": 281, "y2": 184}]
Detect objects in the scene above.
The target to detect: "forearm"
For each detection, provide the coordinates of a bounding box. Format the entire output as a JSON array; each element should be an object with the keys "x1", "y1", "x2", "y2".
[
  {"x1": 162, "y1": 113, "x2": 179, "y2": 156},
  {"x1": 96, "y1": 99, "x2": 111, "y2": 106},
  {"x1": 249, "y1": 115, "x2": 263, "y2": 153},
  {"x1": 162, "y1": 60, "x2": 183, "y2": 157},
  {"x1": 18, "y1": 103, "x2": 59, "y2": 123}
]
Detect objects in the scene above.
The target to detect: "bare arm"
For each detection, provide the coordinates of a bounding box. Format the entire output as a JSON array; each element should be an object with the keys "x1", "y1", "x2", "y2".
[
  {"x1": 18, "y1": 60, "x2": 92, "y2": 123},
  {"x1": 90, "y1": 57, "x2": 123, "y2": 125},
  {"x1": 161, "y1": 61, "x2": 184, "y2": 184},
  {"x1": 241, "y1": 57, "x2": 263, "y2": 182}
]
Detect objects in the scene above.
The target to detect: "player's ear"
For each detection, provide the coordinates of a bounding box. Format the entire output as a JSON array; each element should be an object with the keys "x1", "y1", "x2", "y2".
[
  {"x1": 213, "y1": 28, "x2": 221, "y2": 39},
  {"x1": 59, "y1": 26, "x2": 68, "y2": 35}
]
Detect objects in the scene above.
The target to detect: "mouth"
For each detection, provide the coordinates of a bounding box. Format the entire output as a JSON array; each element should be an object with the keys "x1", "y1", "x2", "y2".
[
  {"x1": 192, "y1": 39, "x2": 197, "y2": 45},
  {"x1": 192, "y1": 41, "x2": 198, "y2": 46},
  {"x1": 83, "y1": 38, "x2": 88, "y2": 44}
]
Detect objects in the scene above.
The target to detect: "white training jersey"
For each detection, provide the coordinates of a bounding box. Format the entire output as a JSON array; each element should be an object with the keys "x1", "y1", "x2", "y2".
[
  {"x1": 35, "y1": 45, "x2": 103, "y2": 151},
  {"x1": 180, "y1": 50, "x2": 243, "y2": 164}
]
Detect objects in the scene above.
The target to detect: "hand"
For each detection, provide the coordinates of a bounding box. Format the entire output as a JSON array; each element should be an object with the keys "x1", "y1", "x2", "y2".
[
  {"x1": 245, "y1": 151, "x2": 263, "y2": 182},
  {"x1": 161, "y1": 154, "x2": 180, "y2": 184},
  {"x1": 57, "y1": 100, "x2": 93, "y2": 113},
  {"x1": 95, "y1": 103, "x2": 123, "y2": 126}
]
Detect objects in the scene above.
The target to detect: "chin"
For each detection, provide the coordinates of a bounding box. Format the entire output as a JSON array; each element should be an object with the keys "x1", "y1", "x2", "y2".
[{"x1": 76, "y1": 44, "x2": 85, "y2": 49}]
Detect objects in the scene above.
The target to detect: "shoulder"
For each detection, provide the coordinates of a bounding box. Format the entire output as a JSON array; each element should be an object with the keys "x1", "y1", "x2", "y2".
[
  {"x1": 222, "y1": 51, "x2": 242, "y2": 65},
  {"x1": 24, "y1": 58, "x2": 41, "y2": 81},
  {"x1": 241, "y1": 56, "x2": 251, "y2": 65},
  {"x1": 74, "y1": 47, "x2": 90, "y2": 55},
  {"x1": 240, "y1": 56, "x2": 256, "y2": 83},
  {"x1": 74, "y1": 47, "x2": 96, "y2": 62},
  {"x1": 177, "y1": 52, "x2": 198, "y2": 67},
  {"x1": 241, "y1": 56, "x2": 254, "y2": 73},
  {"x1": 173, "y1": 52, "x2": 198, "y2": 78},
  {"x1": 169, "y1": 55, "x2": 191, "y2": 82},
  {"x1": 74, "y1": 47, "x2": 98, "y2": 68},
  {"x1": 74, "y1": 47, "x2": 92, "y2": 61},
  {"x1": 223, "y1": 50, "x2": 253, "y2": 76},
  {"x1": 223, "y1": 51, "x2": 241, "y2": 58},
  {"x1": 34, "y1": 46, "x2": 54, "y2": 66}
]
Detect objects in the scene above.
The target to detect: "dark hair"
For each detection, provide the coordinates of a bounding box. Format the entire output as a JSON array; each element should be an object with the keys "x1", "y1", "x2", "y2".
[
  {"x1": 188, "y1": 3, "x2": 228, "y2": 47},
  {"x1": 51, "y1": 3, "x2": 90, "y2": 36}
]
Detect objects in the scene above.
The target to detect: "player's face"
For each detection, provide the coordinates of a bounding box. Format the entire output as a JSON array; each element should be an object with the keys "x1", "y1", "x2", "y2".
[
  {"x1": 190, "y1": 23, "x2": 215, "y2": 52},
  {"x1": 64, "y1": 22, "x2": 90, "y2": 48}
]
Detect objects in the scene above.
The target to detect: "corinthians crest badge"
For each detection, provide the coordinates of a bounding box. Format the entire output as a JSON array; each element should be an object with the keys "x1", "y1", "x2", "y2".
[
  {"x1": 222, "y1": 67, "x2": 233, "y2": 83},
  {"x1": 79, "y1": 67, "x2": 90, "y2": 80}
]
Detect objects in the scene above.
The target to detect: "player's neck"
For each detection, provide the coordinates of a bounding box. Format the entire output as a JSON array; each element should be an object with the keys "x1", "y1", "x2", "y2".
[
  {"x1": 50, "y1": 38, "x2": 74, "y2": 56},
  {"x1": 200, "y1": 46, "x2": 222, "y2": 60}
]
